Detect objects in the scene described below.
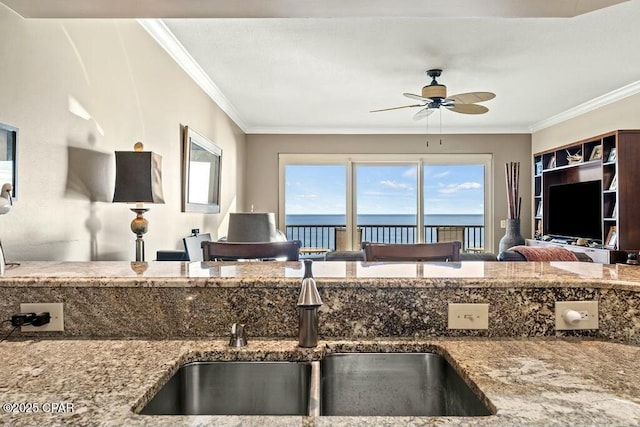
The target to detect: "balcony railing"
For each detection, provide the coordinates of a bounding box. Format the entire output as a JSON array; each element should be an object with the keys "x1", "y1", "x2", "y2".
[{"x1": 286, "y1": 224, "x2": 485, "y2": 252}]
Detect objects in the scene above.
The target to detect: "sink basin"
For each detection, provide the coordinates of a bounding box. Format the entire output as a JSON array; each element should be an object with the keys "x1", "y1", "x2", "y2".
[
  {"x1": 140, "y1": 361, "x2": 312, "y2": 416},
  {"x1": 320, "y1": 353, "x2": 492, "y2": 417},
  {"x1": 140, "y1": 353, "x2": 491, "y2": 417}
]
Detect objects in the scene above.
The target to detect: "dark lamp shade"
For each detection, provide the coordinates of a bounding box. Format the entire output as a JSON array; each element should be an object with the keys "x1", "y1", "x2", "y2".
[
  {"x1": 227, "y1": 213, "x2": 280, "y2": 242},
  {"x1": 113, "y1": 151, "x2": 165, "y2": 203}
]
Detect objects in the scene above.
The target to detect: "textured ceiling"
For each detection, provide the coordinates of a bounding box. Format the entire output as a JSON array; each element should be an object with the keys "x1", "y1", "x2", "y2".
[
  {"x1": 161, "y1": 0, "x2": 640, "y2": 133},
  {"x1": 3, "y1": 0, "x2": 639, "y2": 134}
]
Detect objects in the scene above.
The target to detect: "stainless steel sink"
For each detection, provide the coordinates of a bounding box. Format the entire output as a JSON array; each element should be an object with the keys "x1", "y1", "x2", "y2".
[
  {"x1": 320, "y1": 353, "x2": 492, "y2": 417},
  {"x1": 140, "y1": 361, "x2": 312, "y2": 416},
  {"x1": 140, "y1": 353, "x2": 491, "y2": 417}
]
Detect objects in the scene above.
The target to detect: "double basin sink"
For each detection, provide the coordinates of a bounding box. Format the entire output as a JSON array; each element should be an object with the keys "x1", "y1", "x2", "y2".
[{"x1": 140, "y1": 352, "x2": 492, "y2": 417}]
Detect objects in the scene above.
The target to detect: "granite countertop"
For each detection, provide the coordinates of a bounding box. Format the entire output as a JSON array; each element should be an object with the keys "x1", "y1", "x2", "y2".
[
  {"x1": 1, "y1": 261, "x2": 640, "y2": 291},
  {"x1": 1, "y1": 262, "x2": 639, "y2": 425},
  {"x1": 0, "y1": 338, "x2": 639, "y2": 426}
]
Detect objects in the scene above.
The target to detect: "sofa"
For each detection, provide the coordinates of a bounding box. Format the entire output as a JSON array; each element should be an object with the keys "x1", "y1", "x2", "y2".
[
  {"x1": 324, "y1": 250, "x2": 498, "y2": 261},
  {"x1": 497, "y1": 246, "x2": 593, "y2": 262}
]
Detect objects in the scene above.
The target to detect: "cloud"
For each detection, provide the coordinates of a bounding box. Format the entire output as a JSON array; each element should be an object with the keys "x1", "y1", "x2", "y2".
[
  {"x1": 379, "y1": 180, "x2": 412, "y2": 190},
  {"x1": 402, "y1": 168, "x2": 417, "y2": 178},
  {"x1": 438, "y1": 182, "x2": 481, "y2": 194},
  {"x1": 295, "y1": 194, "x2": 318, "y2": 199},
  {"x1": 434, "y1": 171, "x2": 450, "y2": 178}
]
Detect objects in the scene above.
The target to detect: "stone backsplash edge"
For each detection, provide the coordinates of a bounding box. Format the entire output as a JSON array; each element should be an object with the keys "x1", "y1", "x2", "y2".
[{"x1": 1, "y1": 283, "x2": 638, "y2": 344}]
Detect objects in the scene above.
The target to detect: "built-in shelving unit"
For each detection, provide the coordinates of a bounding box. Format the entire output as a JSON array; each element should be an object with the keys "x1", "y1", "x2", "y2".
[{"x1": 532, "y1": 130, "x2": 640, "y2": 262}]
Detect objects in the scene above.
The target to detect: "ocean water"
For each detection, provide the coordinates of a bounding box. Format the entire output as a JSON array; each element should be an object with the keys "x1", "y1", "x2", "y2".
[
  {"x1": 286, "y1": 214, "x2": 483, "y2": 226},
  {"x1": 285, "y1": 214, "x2": 485, "y2": 249}
]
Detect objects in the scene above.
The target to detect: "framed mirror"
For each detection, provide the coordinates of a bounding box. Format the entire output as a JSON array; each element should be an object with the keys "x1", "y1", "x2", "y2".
[
  {"x1": 0, "y1": 123, "x2": 17, "y2": 199},
  {"x1": 182, "y1": 126, "x2": 222, "y2": 213}
]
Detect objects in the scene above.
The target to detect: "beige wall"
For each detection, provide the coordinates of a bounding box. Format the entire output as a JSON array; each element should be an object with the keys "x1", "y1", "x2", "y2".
[
  {"x1": 245, "y1": 133, "x2": 532, "y2": 252},
  {"x1": 0, "y1": 7, "x2": 246, "y2": 260},
  {"x1": 532, "y1": 92, "x2": 640, "y2": 153}
]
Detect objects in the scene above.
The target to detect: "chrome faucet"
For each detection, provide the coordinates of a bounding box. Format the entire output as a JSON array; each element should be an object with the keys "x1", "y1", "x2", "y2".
[
  {"x1": 297, "y1": 259, "x2": 323, "y2": 348},
  {"x1": 229, "y1": 323, "x2": 247, "y2": 347}
]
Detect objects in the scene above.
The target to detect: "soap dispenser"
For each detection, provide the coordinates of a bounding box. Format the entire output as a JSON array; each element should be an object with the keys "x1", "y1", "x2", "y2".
[{"x1": 297, "y1": 259, "x2": 323, "y2": 348}]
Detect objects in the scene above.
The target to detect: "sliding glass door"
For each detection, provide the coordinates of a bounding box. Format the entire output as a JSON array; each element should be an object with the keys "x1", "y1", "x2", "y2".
[
  {"x1": 280, "y1": 154, "x2": 492, "y2": 252},
  {"x1": 423, "y1": 163, "x2": 486, "y2": 251},
  {"x1": 283, "y1": 164, "x2": 346, "y2": 250},
  {"x1": 355, "y1": 164, "x2": 418, "y2": 244}
]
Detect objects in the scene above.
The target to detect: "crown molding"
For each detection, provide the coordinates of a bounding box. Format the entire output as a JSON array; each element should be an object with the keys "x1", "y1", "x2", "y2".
[
  {"x1": 5, "y1": 0, "x2": 628, "y2": 18},
  {"x1": 245, "y1": 125, "x2": 531, "y2": 135},
  {"x1": 530, "y1": 80, "x2": 640, "y2": 133},
  {"x1": 137, "y1": 19, "x2": 248, "y2": 132}
]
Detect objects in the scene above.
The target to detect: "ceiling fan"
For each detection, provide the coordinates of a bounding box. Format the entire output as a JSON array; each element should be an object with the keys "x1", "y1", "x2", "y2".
[{"x1": 371, "y1": 69, "x2": 495, "y2": 120}]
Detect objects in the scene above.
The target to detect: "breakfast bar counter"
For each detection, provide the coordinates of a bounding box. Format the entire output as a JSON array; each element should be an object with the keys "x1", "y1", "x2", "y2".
[
  {"x1": 0, "y1": 261, "x2": 639, "y2": 343},
  {"x1": 1, "y1": 260, "x2": 640, "y2": 289}
]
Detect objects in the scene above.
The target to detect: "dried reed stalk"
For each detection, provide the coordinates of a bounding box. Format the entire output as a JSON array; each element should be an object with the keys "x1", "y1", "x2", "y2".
[{"x1": 505, "y1": 162, "x2": 521, "y2": 219}]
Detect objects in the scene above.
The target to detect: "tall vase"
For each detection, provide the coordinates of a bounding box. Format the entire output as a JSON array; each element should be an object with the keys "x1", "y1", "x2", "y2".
[{"x1": 499, "y1": 218, "x2": 525, "y2": 253}]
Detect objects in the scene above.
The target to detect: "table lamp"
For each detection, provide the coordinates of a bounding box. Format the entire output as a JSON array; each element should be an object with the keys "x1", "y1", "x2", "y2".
[{"x1": 112, "y1": 142, "x2": 164, "y2": 261}]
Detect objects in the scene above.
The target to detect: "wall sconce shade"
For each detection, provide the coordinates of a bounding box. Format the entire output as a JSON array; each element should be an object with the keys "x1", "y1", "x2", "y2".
[{"x1": 113, "y1": 151, "x2": 165, "y2": 204}]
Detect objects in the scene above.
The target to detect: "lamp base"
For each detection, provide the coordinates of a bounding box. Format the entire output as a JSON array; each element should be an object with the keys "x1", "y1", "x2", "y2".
[{"x1": 130, "y1": 208, "x2": 149, "y2": 262}]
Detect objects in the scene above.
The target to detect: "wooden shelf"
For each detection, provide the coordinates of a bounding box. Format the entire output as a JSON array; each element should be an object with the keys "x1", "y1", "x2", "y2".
[{"x1": 532, "y1": 130, "x2": 640, "y2": 258}]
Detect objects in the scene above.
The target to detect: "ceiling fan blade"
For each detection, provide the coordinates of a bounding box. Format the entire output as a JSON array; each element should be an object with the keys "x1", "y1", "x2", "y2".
[
  {"x1": 403, "y1": 92, "x2": 432, "y2": 102},
  {"x1": 447, "y1": 103, "x2": 489, "y2": 114},
  {"x1": 413, "y1": 108, "x2": 435, "y2": 120},
  {"x1": 446, "y1": 92, "x2": 496, "y2": 104},
  {"x1": 370, "y1": 103, "x2": 424, "y2": 113}
]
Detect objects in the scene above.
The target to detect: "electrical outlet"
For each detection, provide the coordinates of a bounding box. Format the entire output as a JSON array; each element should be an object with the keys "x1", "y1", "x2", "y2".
[
  {"x1": 448, "y1": 303, "x2": 489, "y2": 330},
  {"x1": 500, "y1": 220, "x2": 506, "y2": 229},
  {"x1": 555, "y1": 301, "x2": 598, "y2": 330},
  {"x1": 19, "y1": 303, "x2": 64, "y2": 332}
]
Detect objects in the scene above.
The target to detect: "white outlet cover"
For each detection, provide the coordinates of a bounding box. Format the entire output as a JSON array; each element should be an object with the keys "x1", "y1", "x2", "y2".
[
  {"x1": 555, "y1": 301, "x2": 598, "y2": 330},
  {"x1": 20, "y1": 303, "x2": 64, "y2": 332},
  {"x1": 448, "y1": 303, "x2": 489, "y2": 330}
]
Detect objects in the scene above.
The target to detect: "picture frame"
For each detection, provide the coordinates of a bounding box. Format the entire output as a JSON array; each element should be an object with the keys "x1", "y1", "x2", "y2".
[
  {"x1": 535, "y1": 161, "x2": 543, "y2": 175},
  {"x1": 607, "y1": 147, "x2": 617, "y2": 162},
  {"x1": 589, "y1": 145, "x2": 603, "y2": 161},
  {"x1": 0, "y1": 123, "x2": 17, "y2": 200},
  {"x1": 536, "y1": 202, "x2": 542, "y2": 217},
  {"x1": 182, "y1": 125, "x2": 222, "y2": 213},
  {"x1": 605, "y1": 226, "x2": 617, "y2": 249},
  {"x1": 608, "y1": 174, "x2": 617, "y2": 191}
]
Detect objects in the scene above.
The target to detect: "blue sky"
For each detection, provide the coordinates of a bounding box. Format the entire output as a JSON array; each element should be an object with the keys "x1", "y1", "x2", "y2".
[{"x1": 285, "y1": 164, "x2": 484, "y2": 215}]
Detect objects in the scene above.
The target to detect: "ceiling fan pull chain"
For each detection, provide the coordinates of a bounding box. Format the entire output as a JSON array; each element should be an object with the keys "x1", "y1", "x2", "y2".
[
  {"x1": 439, "y1": 109, "x2": 443, "y2": 145},
  {"x1": 425, "y1": 114, "x2": 429, "y2": 147}
]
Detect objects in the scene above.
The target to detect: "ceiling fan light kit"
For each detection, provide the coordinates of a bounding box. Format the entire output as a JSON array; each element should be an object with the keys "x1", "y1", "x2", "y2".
[
  {"x1": 371, "y1": 68, "x2": 495, "y2": 119},
  {"x1": 422, "y1": 79, "x2": 447, "y2": 99}
]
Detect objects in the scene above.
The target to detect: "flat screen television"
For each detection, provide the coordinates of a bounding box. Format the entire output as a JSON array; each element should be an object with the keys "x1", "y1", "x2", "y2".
[{"x1": 547, "y1": 180, "x2": 602, "y2": 241}]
